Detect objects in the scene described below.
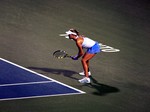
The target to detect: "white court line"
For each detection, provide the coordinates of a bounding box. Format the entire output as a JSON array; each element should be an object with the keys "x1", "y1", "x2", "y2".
[
  {"x1": 0, "y1": 92, "x2": 84, "y2": 101},
  {"x1": 0, "y1": 81, "x2": 53, "y2": 87},
  {"x1": 0, "y1": 58, "x2": 85, "y2": 94}
]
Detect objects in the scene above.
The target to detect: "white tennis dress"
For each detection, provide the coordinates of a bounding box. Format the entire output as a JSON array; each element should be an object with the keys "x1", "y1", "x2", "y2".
[{"x1": 82, "y1": 37, "x2": 96, "y2": 48}]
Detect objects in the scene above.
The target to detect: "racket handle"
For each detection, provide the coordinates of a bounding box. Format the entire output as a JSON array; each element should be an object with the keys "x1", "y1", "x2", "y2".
[{"x1": 65, "y1": 55, "x2": 71, "y2": 58}]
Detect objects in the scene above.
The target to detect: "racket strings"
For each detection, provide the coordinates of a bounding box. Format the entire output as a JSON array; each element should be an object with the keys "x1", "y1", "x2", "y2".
[{"x1": 53, "y1": 50, "x2": 67, "y2": 59}]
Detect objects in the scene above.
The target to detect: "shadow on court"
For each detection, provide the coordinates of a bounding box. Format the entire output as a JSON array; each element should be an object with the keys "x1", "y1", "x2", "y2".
[
  {"x1": 28, "y1": 67, "x2": 79, "y2": 80},
  {"x1": 86, "y1": 76, "x2": 120, "y2": 96},
  {"x1": 28, "y1": 67, "x2": 119, "y2": 96}
]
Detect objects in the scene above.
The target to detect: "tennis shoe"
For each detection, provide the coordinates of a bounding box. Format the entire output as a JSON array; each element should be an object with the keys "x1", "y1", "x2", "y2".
[
  {"x1": 78, "y1": 77, "x2": 91, "y2": 84},
  {"x1": 79, "y1": 71, "x2": 91, "y2": 76}
]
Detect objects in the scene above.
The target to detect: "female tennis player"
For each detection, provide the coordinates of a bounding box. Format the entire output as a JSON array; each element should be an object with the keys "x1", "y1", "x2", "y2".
[{"x1": 65, "y1": 29, "x2": 100, "y2": 84}]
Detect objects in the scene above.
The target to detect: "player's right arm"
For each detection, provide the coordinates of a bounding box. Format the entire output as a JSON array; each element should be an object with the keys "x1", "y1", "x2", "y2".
[{"x1": 76, "y1": 37, "x2": 84, "y2": 58}]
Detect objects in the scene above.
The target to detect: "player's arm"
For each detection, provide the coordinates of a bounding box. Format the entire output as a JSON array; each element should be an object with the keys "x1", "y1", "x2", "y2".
[{"x1": 76, "y1": 38, "x2": 84, "y2": 59}]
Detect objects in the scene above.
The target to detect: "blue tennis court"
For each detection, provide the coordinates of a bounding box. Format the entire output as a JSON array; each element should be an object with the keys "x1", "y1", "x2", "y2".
[{"x1": 0, "y1": 58, "x2": 85, "y2": 101}]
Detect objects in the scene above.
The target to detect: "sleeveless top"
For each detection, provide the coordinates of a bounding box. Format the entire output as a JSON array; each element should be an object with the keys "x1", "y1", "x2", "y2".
[{"x1": 82, "y1": 37, "x2": 96, "y2": 48}]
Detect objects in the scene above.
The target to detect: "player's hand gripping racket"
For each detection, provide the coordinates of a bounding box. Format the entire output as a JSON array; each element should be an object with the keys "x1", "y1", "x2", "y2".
[{"x1": 53, "y1": 50, "x2": 71, "y2": 59}]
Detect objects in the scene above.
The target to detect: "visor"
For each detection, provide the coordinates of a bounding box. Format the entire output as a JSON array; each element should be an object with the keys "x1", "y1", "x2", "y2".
[
  {"x1": 59, "y1": 30, "x2": 77, "y2": 39},
  {"x1": 65, "y1": 30, "x2": 77, "y2": 36}
]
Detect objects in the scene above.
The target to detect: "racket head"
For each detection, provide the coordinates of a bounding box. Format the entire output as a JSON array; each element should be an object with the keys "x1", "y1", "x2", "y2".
[{"x1": 53, "y1": 50, "x2": 69, "y2": 59}]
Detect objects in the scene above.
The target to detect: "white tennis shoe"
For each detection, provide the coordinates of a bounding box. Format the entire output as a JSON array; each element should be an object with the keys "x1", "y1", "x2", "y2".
[
  {"x1": 79, "y1": 71, "x2": 91, "y2": 76},
  {"x1": 78, "y1": 77, "x2": 91, "y2": 84}
]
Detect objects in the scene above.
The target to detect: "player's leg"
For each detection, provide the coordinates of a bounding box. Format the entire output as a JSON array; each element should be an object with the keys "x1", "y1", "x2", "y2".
[
  {"x1": 81, "y1": 53, "x2": 96, "y2": 77},
  {"x1": 79, "y1": 60, "x2": 91, "y2": 76},
  {"x1": 79, "y1": 42, "x2": 100, "y2": 83},
  {"x1": 87, "y1": 60, "x2": 90, "y2": 71}
]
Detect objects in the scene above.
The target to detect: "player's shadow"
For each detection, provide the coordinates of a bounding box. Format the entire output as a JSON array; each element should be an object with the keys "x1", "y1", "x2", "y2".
[
  {"x1": 28, "y1": 67, "x2": 79, "y2": 80},
  {"x1": 87, "y1": 76, "x2": 120, "y2": 96},
  {"x1": 28, "y1": 67, "x2": 119, "y2": 96}
]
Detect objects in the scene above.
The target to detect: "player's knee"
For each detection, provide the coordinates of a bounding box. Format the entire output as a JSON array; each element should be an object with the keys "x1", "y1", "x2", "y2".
[{"x1": 81, "y1": 58, "x2": 87, "y2": 63}]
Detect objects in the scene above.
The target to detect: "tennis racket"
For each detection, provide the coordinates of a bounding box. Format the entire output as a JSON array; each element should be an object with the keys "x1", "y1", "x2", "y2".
[{"x1": 53, "y1": 50, "x2": 71, "y2": 59}]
